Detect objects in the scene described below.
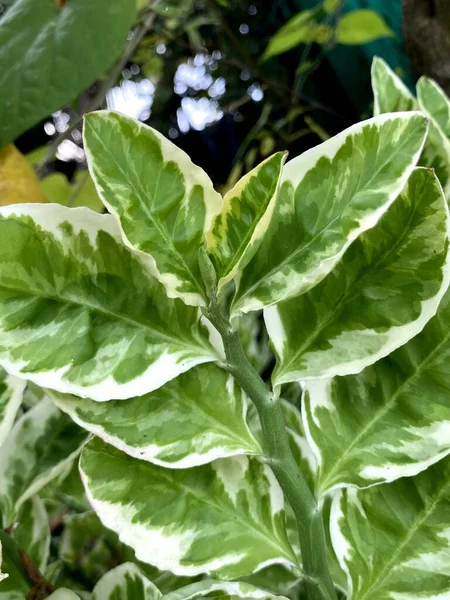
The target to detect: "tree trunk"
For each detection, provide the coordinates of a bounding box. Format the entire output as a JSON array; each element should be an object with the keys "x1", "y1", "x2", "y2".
[{"x1": 403, "y1": 0, "x2": 450, "y2": 94}]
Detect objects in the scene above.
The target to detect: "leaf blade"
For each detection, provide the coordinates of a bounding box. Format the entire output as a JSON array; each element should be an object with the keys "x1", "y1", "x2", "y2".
[{"x1": 232, "y1": 112, "x2": 428, "y2": 314}]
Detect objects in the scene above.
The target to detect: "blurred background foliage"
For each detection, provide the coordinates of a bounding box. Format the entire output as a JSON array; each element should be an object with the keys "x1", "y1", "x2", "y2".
[{"x1": 0, "y1": 0, "x2": 430, "y2": 207}]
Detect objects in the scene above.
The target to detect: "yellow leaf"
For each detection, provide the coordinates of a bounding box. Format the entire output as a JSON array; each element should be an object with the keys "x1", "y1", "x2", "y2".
[{"x1": 0, "y1": 145, "x2": 47, "y2": 206}]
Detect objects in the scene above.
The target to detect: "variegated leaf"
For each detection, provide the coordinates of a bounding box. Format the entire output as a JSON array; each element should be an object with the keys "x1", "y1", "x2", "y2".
[
  {"x1": 371, "y1": 57, "x2": 450, "y2": 196},
  {"x1": 266, "y1": 167, "x2": 450, "y2": 384},
  {"x1": 0, "y1": 370, "x2": 25, "y2": 448},
  {"x1": 331, "y1": 456, "x2": 450, "y2": 600},
  {"x1": 0, "y1": 542, "x2": 6, "y2": 585},
  {"x1": 235, "y1": 312, "x2": 272, "y2": 375},
  {"x1": 0, "y1": 204, "x2": 216, "y2": 401},
  {"x1": 83, "y1": 111, "x2": 222, "y2": 306},
  {"x1": 0, "y1": 397, "x2": 87, "y2": 526},
  {"x1": 207, "y1": 153, "x2": 286, "y2": 287},
  {"x1": 80, "y1": 437, "x2": 298, "y2": 579},
  {"x1": 303, "y1": 289, "x2": 450, "y2": 496},
  {"x1": 417, "y1": 77, "x2": 450, "y2": 195},
  {"x1": 47, "y1": 591, "x2": 81, "y2": 600},
  {"x1": 371, "y1": 56, "x2": 417, "y2": 115},
  {"x1": 49, "y1": 363, "x2": 261, "y2": 468},
  {"x1": 59, "y1": 511, "x2": 134, "y2": 585},
  {"x1": 242, "y1": 565, "x2": 300, "y2": 599},
  {"x1": 11, "y1": 496, "x2": 50, "y2": 572},
  {"x1": 232, "y1": 112, "x2": 428, "y2": 314},
  {"x1": 93, "y1": 563, "x2": 162, "y2": 600},
  {"x1": 164, "y1": 580, "x2": 290, "y2": 600},
  {"x1": 417, "y1": 76, "x2": 450, "y2": 139}
]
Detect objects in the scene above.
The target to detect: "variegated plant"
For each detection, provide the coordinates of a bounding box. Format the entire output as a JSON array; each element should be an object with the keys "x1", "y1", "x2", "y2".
[{"x1": 3, "y1": 58, "x2": 450, "y2": 600}]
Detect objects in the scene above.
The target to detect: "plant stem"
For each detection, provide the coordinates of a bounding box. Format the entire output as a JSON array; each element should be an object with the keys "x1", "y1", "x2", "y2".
[{"x1": 204, "y1": 298, "x2": 337, "y2": 600}]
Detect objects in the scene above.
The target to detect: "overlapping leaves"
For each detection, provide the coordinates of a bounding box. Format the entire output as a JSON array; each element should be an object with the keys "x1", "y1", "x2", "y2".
[{"x1": 266, "y1": 167, "x2": 450, "y2": 384}]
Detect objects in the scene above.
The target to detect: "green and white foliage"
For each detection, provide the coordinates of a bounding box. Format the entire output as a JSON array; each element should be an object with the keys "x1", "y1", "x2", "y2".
[
  {"x1": 47, "y1": 591, "x2": 81, "y2": 600},
  {"x1": 266, "y1": 167, "x2": 450, "y2": 384},
  {"x1": 331, "y1": 456, "x2": 450, "y2": 600},
  {"x1": 232, "y1": 112, "x2": 428, "y2": 314},
  {"x1": 11, "y1": 496, "x2": 50, "y2": 572},
  {"x1": 80, "y1": 437, "x2": 297, "y2": 579},
  {"x1": 0, "y1": 203, "x2": 216, "y2": 401},
  {"x1": 303, "y1": 290, "x2": 450, "y2": 496},
  {"x1": 0, "y1": 543, "x2": 6, "y2": 585},
  {"x1": 49, "y1": 364, "x2": 261, "y2": 468},
  {"x1": 83, "y1": 111, "x2": 222, "y2": 307},
  {"x1": 164, "y1": 580, "x2": 290, "y2": 600},
  {"x1": 0, "y1": 396, "x2": 87, "y2": 526},
  {"x1": 371, "y1": 56, "x2": 450, "y2": 196},
  {"x1": 371, "y1": 57, "x2": 417, "y2": 116},
  {"x1": 0, "y1": 369, "x2": 25, "y2": 447},
  {"x1": 206, "y1": 153, "x2": 286, "y2": 288},
  {"x1": 59, "y1": 511, "x2": 134, "y2": 586},
  {"x1": 92, "y1": 563, "x2": 162, "y2": 600}
]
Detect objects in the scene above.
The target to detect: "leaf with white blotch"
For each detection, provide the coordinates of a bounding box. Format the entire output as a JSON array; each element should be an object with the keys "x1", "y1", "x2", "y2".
[
  {"x1": 331, "y1": 455, "x2": 450, "y2": 600},
  {"x1": 303, "y1": 289, "x2": 450, "y2": 496},
  {"x1": 11, "y1": 497, "x2": 50, "y2": 572},
  {"x1": 93, "y1": 563, "x2": 162, "y2": 600},
  {"x1": 0, "y1": 369, "x2": 25, "y2": 448},
  {"x1": 83, "y1": 111, "x2": 222, "y2": 306},
  {"x1": 371, "y1": 57, "x2": 417, "y2": 116},
  {"x1": 0, "y1": 397, "x2": 87, "y2": 526},
  {"x1": 232, "y1": 112, "x2": 428, "y2": 314},
  {"x1": 207, "y1": 153, "x2": 286, "y2": 287},
  {"x1": 0, "y1": 535, "x2": 30, "y2": 599},
  {"x1": 0, "y1": 542, "x2": 6, "y2": 585},
  {"x1": 371, "y1": 57, "x2": 450, "y2": 196},
  {"x1": 47, "y1": 591, "x2": 81, "y2": 600},
  {"x1": 49, "y1": 363, "x2": 261, "y2": 468},
  {"x1": 417, "y1": 76, "x2": 450, "y2": 195},
  {"x1": 266, "y1": 168, "x2": 450, "y2": 384},
  {"x1": 80, "y1": 437, "x2": 297, "y2": 579},
  {"x1": 164, "y1": 579, "x2": 290, "y2": 600},
  {"x1": 0, "y1": 204, "x2": 216, "y2": 401}
]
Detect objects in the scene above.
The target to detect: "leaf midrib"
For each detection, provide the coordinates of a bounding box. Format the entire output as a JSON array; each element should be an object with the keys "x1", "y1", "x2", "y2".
[
  {"x1": 89, "y1": 125, "x2": 206, "y2": 299},
  {"x1": 92, "y1": 445, "x2": 296, "y2": 564},
  {"x1": 355, "y1": 475, "x2": 450, "y2": 600},
  {"x1": 0, "y1": 281, "x2": 211, "y2": 355}
]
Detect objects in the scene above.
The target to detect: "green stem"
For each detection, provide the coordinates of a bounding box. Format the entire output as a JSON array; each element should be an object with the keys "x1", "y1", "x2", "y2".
[{"x1": 204, "y1": 298, "x2": 337, "y2": 600}]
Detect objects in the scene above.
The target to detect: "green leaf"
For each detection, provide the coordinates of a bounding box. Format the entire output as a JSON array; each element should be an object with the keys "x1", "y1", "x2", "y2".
[
  {"x1": 83, "y1": 111, "x2": 222, "y2": 306},
  {"x1": 11, "y1": 496, "x2": 50, "y2": 572},
  {"x1": 261, "y1": 10, "x2": 320, "y2": 60},
  {"x1": 303, "y1": 288, "x2": 450, "y2": 495},
  {"x1": 49, "y1": 363, "x2": 261, "y2": 468},
  {"x1": 0, "y1": 397, "x2": 87, "y2": 526},
  {"x1": 335, "y1": 10, "x2": 394, "y2": 45},
  {"x1": 207, "y1": 153, "x2": 286, "y2": 287},
  {"x1": 371, "y1": 58, "x2": 450, "y2": 197},
  {"x1": 41, "y1": 171, "x2": 104, "y2": 212},
  {"x1": 0, "y1": 204, "x2": 216, "y2": 401},
  {"x1": 236, "y1": 312, "x2": 272, "y2": 375},
  {"x1": 80, "y1": 437, "x2": 298, "y2": 579},
  {"x1": 60, "y1": 511, "x2": 135, "y2": 587},
  {"x1": 47, "y1": 591, "x2": 81, "y2": 600},
  {"x1": 0, "y1": 0, "x2": 136, "y2": 147},
  {"x1": 232, "y1": 112, "x2": 428, "y2": 314},
  {"x1": 417, "y1": 76, "x2": 450, "y2": 140},
  {"x1": 164, "y1": 580, "x2": 290, "y2": 600},
  {"x1": 331, "y1": 456, "x2": 450, "y2": 599},
  {"x1": 93, "y1": 563, "x2": 162, "y2": 600},
  {"x1": 417, "y1": 77, "x2": 450, "y2": 195},
  {"x1": 266, "y1": 167, "x2": 450, "y2": 384},
  {"x1": 371, "y1": 57, "x2": 417, "y2": 116},
  {"x1": 241, "y1": 565, "x2": 300, "y2": 599},
  {"x1": 0, "y1": 539, "x2": 30, "y2": 599},
  {"x1": 0, "y1": 369, "x2": 24, "y2": 448}
]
